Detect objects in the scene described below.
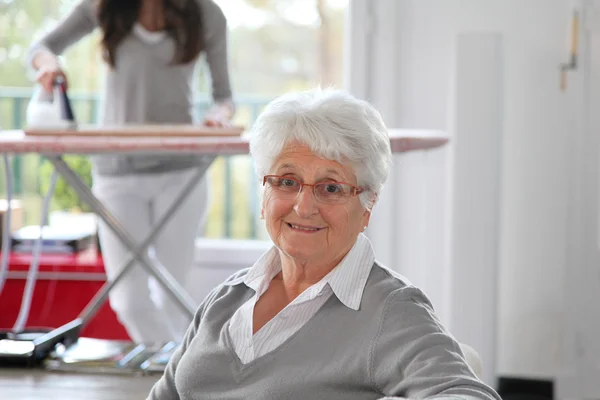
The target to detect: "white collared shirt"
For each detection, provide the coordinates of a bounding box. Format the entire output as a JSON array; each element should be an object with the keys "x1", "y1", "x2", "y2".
[{"x1": 226, "y1": 233, "x2": 376, "y2": 364}]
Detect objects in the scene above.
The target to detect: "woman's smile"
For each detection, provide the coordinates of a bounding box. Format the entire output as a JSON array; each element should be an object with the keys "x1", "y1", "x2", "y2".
[{"x1": 285, "y1": 222, "x2": 326, "y2": 233}]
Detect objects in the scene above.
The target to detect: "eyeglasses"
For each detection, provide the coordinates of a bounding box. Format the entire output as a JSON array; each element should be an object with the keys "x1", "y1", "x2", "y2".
[{"x1": 263, "y1": 175, "x2": 364, "y2": 204}]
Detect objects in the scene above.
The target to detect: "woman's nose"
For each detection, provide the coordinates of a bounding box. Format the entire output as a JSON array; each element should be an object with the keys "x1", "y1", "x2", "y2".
[{"x1": 293, "y1": 186, "x2": 319, "y2": 217}]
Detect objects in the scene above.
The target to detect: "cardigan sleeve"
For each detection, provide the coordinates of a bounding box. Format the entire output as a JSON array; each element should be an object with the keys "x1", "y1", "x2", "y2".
[{"x1": 371, "y1": 287, "x2": 501, "y2": 400}]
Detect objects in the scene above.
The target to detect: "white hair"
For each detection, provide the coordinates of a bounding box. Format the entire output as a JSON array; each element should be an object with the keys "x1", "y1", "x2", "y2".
[{"x1": 248, "y1": 87, "x2": 392, "y2": 210}]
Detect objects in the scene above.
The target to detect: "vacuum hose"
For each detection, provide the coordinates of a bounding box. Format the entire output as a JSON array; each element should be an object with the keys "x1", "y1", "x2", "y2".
[
  {"x1": 0, "y1": 155, "x2": 13, "y2": 296},
  {"x1": 12, "y1": 171, "x2": 58, "y2": 332}
]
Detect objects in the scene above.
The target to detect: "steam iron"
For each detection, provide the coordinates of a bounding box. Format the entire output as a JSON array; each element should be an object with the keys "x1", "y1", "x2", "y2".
[{"x1": 25, "y1": 76, "x2": 77, "y2": 130}]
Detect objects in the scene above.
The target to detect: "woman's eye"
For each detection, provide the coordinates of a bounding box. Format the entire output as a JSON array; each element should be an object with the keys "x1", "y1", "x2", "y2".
[
  {"x1": 282, "y1": 179, "x2": 296, "y2": 187},
  {"x1": 324, "y1": 184, "x2": 342, "y2": 193}
]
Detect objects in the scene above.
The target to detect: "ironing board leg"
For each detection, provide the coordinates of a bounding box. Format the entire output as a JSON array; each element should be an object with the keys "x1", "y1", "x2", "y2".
[{"x1": 45, "y1": 155, "x2": 215, "y2": 324}]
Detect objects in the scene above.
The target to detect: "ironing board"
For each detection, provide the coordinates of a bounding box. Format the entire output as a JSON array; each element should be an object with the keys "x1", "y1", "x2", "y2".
[
  {"x1": 0, "y1": 128, "x2": 449, "y2": 330},
  {"x1": 24, "y1": 124, "x2": 244, "y2": 137}
]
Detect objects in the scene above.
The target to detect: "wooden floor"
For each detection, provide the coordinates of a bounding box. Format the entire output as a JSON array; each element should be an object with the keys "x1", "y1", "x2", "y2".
[{"x1": 0, "y1": 368, "x2": 161, "y2": 400}]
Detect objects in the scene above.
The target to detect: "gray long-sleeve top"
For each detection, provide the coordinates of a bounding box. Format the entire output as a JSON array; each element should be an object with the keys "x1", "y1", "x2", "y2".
[
  {"x1": 26, "y1": 0, "x2": 233, "y2": 175},
  {"x1": 147, "y1": 260, "x2": 501, "y2": 400}
]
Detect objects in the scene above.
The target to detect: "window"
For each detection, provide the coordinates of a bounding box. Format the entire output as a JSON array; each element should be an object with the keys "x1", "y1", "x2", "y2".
[{"x1": 0, "y1": 0, "x2": 349, "y2": 240}]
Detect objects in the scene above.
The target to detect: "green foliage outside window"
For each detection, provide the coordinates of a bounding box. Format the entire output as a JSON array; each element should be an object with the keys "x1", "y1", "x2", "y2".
[{"x1": 38, "y1": 156, "x2": 92, "y2": 213}]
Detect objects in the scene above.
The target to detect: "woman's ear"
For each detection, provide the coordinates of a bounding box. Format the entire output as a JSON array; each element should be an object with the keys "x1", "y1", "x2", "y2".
[
  {"x1": 368, "y1": 193, "x2": 378, "y2": 209},
  {"x1": 361, "y1": 193, "x2": 377, "y2": 215},
  {"x1": 362, "y1": 208, "x2": 371, "y2": 228}
]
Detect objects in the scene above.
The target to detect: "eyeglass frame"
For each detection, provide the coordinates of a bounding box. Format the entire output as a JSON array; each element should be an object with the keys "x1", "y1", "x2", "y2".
[{"x1": 262, "y1": 174, "x2": 365, "y2": 203}]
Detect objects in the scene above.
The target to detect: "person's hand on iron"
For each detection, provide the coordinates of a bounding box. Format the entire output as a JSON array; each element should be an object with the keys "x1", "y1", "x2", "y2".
[
  {"x1": 35, "y1": 61, "x2": 67, "y2": 92},
  {"x1": 203, "y1": 101, "x2": 235, "y2": 127},
  {"x1": 31, "y1": 48, "x2": 68, "y2": 92}
]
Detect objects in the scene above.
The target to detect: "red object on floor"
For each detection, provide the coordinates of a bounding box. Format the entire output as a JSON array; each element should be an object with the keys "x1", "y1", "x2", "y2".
[{"x1": 0, "y1": 251, "x2": 130, "y2": 340}]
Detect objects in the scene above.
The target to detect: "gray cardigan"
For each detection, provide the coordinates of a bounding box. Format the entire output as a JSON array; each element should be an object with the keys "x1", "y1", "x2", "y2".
[
  {"x1": 147, "y1": 263, "x2": 501, "y2": 400},
  {"x1": 26, "y1": 0, "x2": 233, "y2": 176}
]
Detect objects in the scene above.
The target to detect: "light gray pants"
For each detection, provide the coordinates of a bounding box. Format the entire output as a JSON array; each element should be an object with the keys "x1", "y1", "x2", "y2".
[{"x1": 92, "y1": 167, "x2": 209, "y2": 343}]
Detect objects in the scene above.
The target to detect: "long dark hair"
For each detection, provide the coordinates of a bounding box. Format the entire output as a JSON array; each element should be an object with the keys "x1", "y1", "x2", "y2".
[{"x1": 97, "y1": 0, "x2": 204, "y2": 67}]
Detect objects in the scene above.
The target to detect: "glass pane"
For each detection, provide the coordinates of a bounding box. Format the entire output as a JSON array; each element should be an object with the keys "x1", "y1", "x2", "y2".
[
  {"x1": 0, "y1": 0, "x2": 349, "y2": 240},
  {"x1": 205, "y1": 0, "x2": 349, "y2": 240}
]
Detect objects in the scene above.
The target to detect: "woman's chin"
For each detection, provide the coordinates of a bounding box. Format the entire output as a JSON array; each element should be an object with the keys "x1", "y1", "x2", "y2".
[{"x1": 277, "y1": 241, "x2": 322, "y2": 262}]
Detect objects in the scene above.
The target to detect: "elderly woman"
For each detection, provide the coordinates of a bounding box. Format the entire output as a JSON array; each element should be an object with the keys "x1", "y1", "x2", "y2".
[{"x1": 148, "y1": 88, "x2": 500, "y2": 400}]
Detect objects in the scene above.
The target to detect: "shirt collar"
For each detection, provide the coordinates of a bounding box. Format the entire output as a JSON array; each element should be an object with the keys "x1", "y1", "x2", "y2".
[
  {"x1": 324, "y1": 233, "x2": 375, "y2": 310},
  {"x1": 224, "y1": 245, "x2": 281, "y2": 292},
  {"x1": 224, "y1": 233, "x2": 376, "y2": 310}
]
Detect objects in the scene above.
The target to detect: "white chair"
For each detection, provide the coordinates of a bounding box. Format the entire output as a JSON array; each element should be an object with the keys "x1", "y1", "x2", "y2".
[{"x1": 459, "y1": 343, "x2": 483, "y2": 378}]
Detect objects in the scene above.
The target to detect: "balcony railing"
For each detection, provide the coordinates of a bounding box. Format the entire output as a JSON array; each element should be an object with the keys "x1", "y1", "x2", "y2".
[{"x1": 0, "y1": 87, "x2": 271, "y2": 240}]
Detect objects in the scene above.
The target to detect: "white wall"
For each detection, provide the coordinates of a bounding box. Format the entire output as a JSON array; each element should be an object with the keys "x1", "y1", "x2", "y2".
[
  {"x1": 447, "y1": 32, "x2": 504, "y2": 386},
  {"x1": 348, "y1": 0, "x2": 575, "y2": 383},
  {"x1": 187, "y1": 239, "x2": 271, "y2": 303},
  {"x1": 347, "y1": 0, "x2": 452, "y2": 326},
  {"x1": 557, "y1": 5, "x2": 600, "y2": 397}
]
